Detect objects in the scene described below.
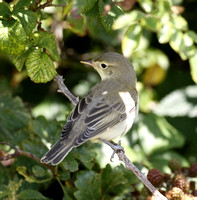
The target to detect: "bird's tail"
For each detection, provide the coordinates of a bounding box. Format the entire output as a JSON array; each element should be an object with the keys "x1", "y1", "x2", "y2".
[{"x1": 40, "y1": 139, "x2": 73, "y2": 166}]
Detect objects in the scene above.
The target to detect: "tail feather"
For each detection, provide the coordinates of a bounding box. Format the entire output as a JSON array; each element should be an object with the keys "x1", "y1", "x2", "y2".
[{"x1": 41, "y1": 139, "x2": 73, "y2": 165}]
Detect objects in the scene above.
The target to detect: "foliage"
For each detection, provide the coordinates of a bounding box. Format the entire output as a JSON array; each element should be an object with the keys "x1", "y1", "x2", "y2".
[{"x1": 0, "y1": 0, "x2": 197, "y2": 199}]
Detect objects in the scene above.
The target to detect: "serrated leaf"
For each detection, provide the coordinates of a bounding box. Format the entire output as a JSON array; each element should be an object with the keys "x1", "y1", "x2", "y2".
[
  {"x1": 18, "y1": 190, "x2": 48, "y2": 200},
  {"x1": 13, "y1": 9, "x2": 37, "y2": 35},
  {"x1": 26, "y1": 49, "x2": 57, "y2": 83},
  {"x1": 74, "y1": 171, "x2": 101, "y2": 200},
  {"x1": 31, "y1": 31, "x2": 60, "y2": 61},
  {"x1": 11, "y1": 46, "x2": 34, "y2": 71},
  {"x1": 138, "y1": 0, "x2": 153, "y2": 13},
  {"x1": 0, "y1": 19, "x2": 26, "y2": 55},
  {"x1": 14, "y1": 0, "x2": 33, "y2": 10},
  {"x1": 0, "y1": 2, "x2": 11, "y2": 19},
  {"x1": 99, "y1": 0, "x2": 123, "y2": 31},
  {"x1": 138, "y1": 113, "x2": 185, "y2": 155},
  {"x1": 113, "y1": 10, "x2": 144, "y2": 30},
  {"x1": 122, "y1": 24, "x2": 142, "y2": 57},
  {"x1": 141, "y1": 16, "x2": 161, "y2": 31},
  {"x1": 74, "y1": 0, "x2": 97, "y2": 13},
  {"x1": 189, "y1": 53, "x2": 197, "y2": 83},
  {"x1": 0, "y1": 93, "x2": 31, "y2": 143}
]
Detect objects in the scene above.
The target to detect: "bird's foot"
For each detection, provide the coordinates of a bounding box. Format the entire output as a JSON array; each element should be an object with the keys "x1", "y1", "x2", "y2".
[{"x1": 99, "y1": 139, "x2": 124, "y2": 162}]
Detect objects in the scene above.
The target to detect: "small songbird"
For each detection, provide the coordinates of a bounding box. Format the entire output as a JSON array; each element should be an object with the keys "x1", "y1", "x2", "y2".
[{"x1": 41, "y1": 52, "x2": 138, "y2": 165}]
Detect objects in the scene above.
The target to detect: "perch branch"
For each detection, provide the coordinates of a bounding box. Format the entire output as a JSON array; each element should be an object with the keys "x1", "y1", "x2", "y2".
[
  {"x1": 54, "y1": 74, "x2": 168, "y2": 200},
  {"x1": 0, "y1": 142, "x2": 55, "y2": 174}
]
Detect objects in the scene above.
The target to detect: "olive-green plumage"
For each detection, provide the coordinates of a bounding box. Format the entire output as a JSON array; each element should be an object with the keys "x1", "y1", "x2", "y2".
[{"x1": 41, "y1": 52, "x2": 138, "y2": 165}]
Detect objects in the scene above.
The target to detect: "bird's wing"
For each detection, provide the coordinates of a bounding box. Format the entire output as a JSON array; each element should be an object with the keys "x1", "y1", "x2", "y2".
[{"x1": 72, "y1": 95, "x2": 130, "y2": 147}]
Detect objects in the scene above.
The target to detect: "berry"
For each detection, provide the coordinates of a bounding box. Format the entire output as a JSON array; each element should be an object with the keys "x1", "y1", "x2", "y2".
[
  {"x1": 147, "y1": 169, "x2": 163, "y2": 187},
  {"x1": 165, "y1": 187, "x2": 184, "y2": 200},
  {"x1": 173, "y1": 173, "x2": 190, "y2": 193}
]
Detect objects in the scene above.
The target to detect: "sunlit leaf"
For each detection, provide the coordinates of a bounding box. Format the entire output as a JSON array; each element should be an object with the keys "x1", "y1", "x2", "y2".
[
  {"x1": 122, "y1": 24, "x2": 142, "y2": 57},
  {"x1": 141, "y1": 15, "x2": 161, "y2": 31},
  {"x1": 12, "y1": 9, "x2": 37, "y2": 35},
  {"x1": 74, "y1": 171, "x2": 101, "y2": 200},
  {"x1": 0, "y1": 19, "x2": 26, "y2": 55},
  {"x1": 188, "y1": 30, "x2": 197, "y2": 43},
  {"x1": 169, "y1": 31, "x2": 183, "y2": 53},
  {"x1": 138, "y1": 113, "x2": 185, "y2": 155},
  {"x1": 26, "y1": 49, "x2": 57, "y2": 83},
  {"x1": 113, "y1": 10, "x2": 144, "y2": 30},
  {"x1": 99, "y1": 0, "x2": 123, "y2": 31},
  {"x1": 154, "y1": 85, "x2": 197, "y2": 117},
  {"x1": 138, "y1": 0, "x2": 153, "y2": 13},
  {"x1": 172, "y1": 14, "x2": 188, "y2": 31},
  {"x1": 189, "y1": 51, "x2": 197, "y2": 83}
]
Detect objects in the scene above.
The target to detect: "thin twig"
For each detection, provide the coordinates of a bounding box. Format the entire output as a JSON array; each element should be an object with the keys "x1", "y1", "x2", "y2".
[
  {"x1": 0, "y1": 142, "x2": 55, "y2": 174},
  {"x1": 54, "y1": 74, "x2": 168, "y2": 200},
  {"x1": 55, "y1": 74, "x2": 79, "y2": 106}
]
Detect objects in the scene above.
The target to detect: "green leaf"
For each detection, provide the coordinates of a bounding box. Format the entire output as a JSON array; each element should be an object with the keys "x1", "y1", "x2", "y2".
[
  {"x1": 0, "y1": 19, "x2": 26, "y2": 55},
  {"x1": 113, "y1": 10, "x2": 144, "y2": 30},
  {"x1": 62, "y1": 153, "x2": 79, "y2": 172},
  {"x1": 189, "y1": 51, "x2": 197, "y2": 83},
  {"x1": 158, "y1": 14, "x2": 175, "y2": 43},
  {"x1": 141, "y1": 16, "x2": 161, "y2": 32},
  {"x1": 67, "y1": 12, "x2": 86, "y2": 36},
  {"x1": 14, "y1": 0, "x2": 33, "y2": 10},
  {"x1": 31, "y1": 31, "x2": 60, "y2": 61},
  {"x1": 172, "y1": 15, "x2": 188, "y2": 31},
  {"x1": 0, "y1": 93, "x2": 31, "y2": 143},
  {"x1": 138, "y1": 113, "x2": 185, "y2": 155},
  {"x1": 74, "y1": 171, "x2": 101, "y2": 200},
  {"x1": 75, "y1": 0, "x2": 97, "y2": 13},
  {"x1": 138, "y1": 0, "x2": 153, "y2": 13},
  {"x1": 13, "y1": 9, "x2": 37, "y2": 35},
  {"x1": 18, "y1": 189, "x2": 48, "y2": 200},
  {"x1": 26, "y1": 49, "x2": 57, "y2": 83},
  {"x1": 0, "y1": 2, "x2": 11, "y2": 19},
  {"x1": 11, "y1": 46, "x2": 34, "y2": 71},
  {"x1": 32, "y1": 165, "x2": 46, "y2": 178},
  {"x1": 122, "y1": 24, "x2": 142, "y2": 57},
  {"x1": 59, "y1": 170, "x2": 70, "y2": 181},
  {"x1": 188, "y1": 30, "x2": 197, "y2": 43},
  {"x1": 169, "y1": 31, "x2": 183, "y2": 53},
  {"x1": 0, "y1": 185, "x2": 9, "y2": 199},
  {"x1": 99, "y1": 0, "x2": 123, "y2": 31}
]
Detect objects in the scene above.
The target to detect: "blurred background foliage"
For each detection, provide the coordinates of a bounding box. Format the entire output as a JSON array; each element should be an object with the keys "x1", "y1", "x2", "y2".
[{"x1": 0, "y1": 0, "x2": 197, "y2": 199}]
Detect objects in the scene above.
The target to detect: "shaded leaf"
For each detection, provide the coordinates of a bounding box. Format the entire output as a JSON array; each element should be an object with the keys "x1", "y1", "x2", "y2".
[
  {"x1": 0, "y1": 2, "x2": 11, "y2": 19},
  {"x1": 62, "y1": 153, "x2": 79, "y2": 172},
  {"x1": 154, "y1": 85, "x2": 197, "y2": 117},
  {"x1": 122, "y1": 24, "x2": 142, "y2": 57},
  {"x1": 0, "y1": 185, "x2": 9, "y2": 199},
  {"x1": 138, "y1": 113, "x2": 185, "y2": 155},
  {"x1": 18, "y1": 189, "x2": 48, "y2": 200},
  {"x1": 74, "y1": 171, "x2": 101, "y2": 200},
  {"x1": 0, "y1": 19, "x2": 26, "y2": 55},
  {"x1": 189, "y1": 51, "x2": 197, "y2": 83},
  {"x1": 75, "y1": 0, "x2": 97, "y2": 13},
  {"x1": 99, "y1": 0, "x2": 123, "y2": 31},
  {"x1": 32, "y1": 165, "x2": 46, "y2": 178},
  {"x1": 26, "y1": 49, "x2": 57, "y2": 83},
  {"x1": 14, "y1": 0, "x2": 33, "y2": 10},
  {"x1": 13, "y1": 9, "x2": 37, "y2": 35}
]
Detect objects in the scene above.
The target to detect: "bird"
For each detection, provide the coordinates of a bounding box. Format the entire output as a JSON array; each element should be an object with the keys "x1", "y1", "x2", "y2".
[{"x1": 41, "y1": 52, "x2": 138, "y2": 166}]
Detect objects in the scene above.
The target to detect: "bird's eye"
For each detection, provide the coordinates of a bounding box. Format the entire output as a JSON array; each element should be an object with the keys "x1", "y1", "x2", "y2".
[{"x1": 101, "y1": 63, "x2": 107, "y2": 69}]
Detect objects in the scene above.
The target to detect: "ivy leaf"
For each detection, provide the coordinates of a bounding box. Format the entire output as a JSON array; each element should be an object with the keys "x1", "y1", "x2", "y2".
[
  {"x1": 0, "y1": 2, "x2": 11, "y2": 19},
  {"x1": 26, "y1": 49, "x2": 57, "y2": 83},
  {"x1": 18, "y1": 189, "x2": 48, "y2": 200},
  {"x1": 99, "y1": 0, "x2": 123, "y2": 31},
  {"x1": 122, "y1": 24, "x2": 142, "y2": 57},
  {"x1": 0, "y1": 19, "x2": 26, "y2": 55},
  {"x1": 13, "y1": 9, "x2": 37, "y2": 35},
  {"x1": 31, "y1": 31, "x2": 60, "y2": 61},
  {"x1": 189, "y1": 51, "x2": 197, "y2": 83},
  {"x1": 74, "y1": 171, "x2": 101, "y2": 200},
  {"x1": 138, "y1": 113, "x2": 185, "y2": 155}
]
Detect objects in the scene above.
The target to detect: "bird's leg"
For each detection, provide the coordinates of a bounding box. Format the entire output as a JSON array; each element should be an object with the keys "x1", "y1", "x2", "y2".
[{"x1": 99, "y1": 139, "x2": 124, "y2": 162}]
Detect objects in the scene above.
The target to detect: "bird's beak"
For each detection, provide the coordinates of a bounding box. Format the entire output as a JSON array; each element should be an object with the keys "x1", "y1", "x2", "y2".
[{"x1": 80, "y1": 60, "x2": 94, "y2": 67}]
